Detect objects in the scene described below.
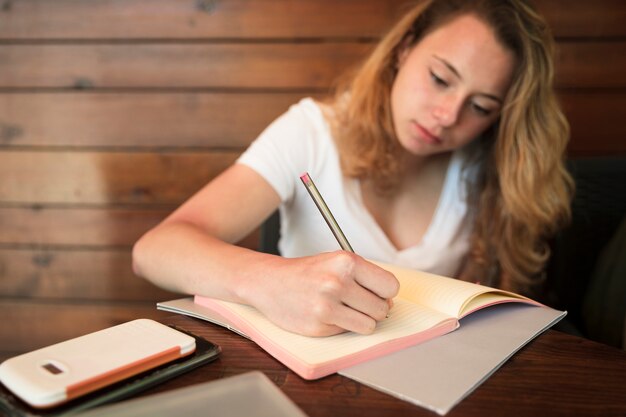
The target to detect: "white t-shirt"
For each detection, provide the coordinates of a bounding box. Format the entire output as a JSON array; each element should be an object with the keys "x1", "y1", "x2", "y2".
[{"x1": 237, "y1": 98, "x2": 476, "y2": 277}]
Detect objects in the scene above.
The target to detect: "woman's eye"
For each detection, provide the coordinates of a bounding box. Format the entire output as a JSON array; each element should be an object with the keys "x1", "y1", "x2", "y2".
[
  {"x1": 471, "y1": 103, "x2": 491, "y2": 116},
  {"x1": 430, "y1": 71, "x2": 448, "y2": 87}
]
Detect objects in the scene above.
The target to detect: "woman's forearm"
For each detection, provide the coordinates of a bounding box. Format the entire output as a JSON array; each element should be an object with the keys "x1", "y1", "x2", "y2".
[
  {"x1": 132, "y1": 221, "x2": 283, "y2": 304},
  {"x1": 132, "y1": 220, "x2": 398, "y2": 337}
]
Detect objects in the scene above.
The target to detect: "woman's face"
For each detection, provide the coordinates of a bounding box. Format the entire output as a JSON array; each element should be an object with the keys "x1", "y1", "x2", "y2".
[{"x1": 391, "y1": 13, "x2": 515, "y2": 157}]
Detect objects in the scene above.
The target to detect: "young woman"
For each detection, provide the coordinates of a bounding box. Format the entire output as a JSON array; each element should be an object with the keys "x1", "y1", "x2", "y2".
[{"x1": 133, "y1": 0, "x2": 573, "y2": 337}]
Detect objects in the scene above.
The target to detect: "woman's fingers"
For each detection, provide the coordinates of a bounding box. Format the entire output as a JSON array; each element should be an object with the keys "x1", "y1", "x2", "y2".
[
  {"x1": 331, "y1": 304, "x2": 379, "y2": 335},
  {"x1": 351, "y1": 259, "x2": 400, "y2": 300},
  {"x1": 340, "y1": 281, "x2": 392, "y2": 322}
]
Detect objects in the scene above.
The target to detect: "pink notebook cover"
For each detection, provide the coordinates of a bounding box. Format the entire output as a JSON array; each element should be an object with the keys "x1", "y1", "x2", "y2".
[{"x1": 194, "y1": 296, "x2": 458, "y2": 380}]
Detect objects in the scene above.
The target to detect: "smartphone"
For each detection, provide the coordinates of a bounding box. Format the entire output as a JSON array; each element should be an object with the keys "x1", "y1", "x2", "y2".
[{"x1": 0, "y1": 319, "x2": 197, "y2": 409}]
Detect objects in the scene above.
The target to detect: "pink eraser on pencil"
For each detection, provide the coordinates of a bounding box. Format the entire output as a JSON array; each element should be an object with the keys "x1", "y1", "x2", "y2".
[{"x1": 300, "y1": 172, "x2": 312, "y2": 185}]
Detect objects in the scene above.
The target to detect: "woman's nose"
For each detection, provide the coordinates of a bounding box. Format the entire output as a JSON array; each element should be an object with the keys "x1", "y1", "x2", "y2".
[{"x1": 432, "y1": 95, "x2": 462, "y2": 127}]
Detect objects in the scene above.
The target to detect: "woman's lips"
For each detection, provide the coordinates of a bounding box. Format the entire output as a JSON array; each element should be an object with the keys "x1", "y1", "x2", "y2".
[{"x1": 412, "y1": 122, "x2": 442, "y2": 145}]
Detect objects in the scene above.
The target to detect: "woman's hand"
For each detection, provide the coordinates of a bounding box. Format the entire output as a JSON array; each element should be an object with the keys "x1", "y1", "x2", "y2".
[{"x1": 239, "y1": 251, "x2": 399, "y2": 337}]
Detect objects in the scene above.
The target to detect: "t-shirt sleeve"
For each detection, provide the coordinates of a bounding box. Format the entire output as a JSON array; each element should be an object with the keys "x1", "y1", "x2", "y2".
[{"x1": 236, "y1": 99, "x2": 326, "y2": 203}]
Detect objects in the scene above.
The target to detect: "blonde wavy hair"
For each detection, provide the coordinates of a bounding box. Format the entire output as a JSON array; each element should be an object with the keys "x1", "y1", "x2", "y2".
[{"x1": 330, "y1": 0, "x2": 573, "y2": 295}]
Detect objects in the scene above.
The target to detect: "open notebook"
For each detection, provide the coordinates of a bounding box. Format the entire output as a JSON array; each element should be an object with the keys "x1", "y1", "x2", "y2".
[
  {"x1": 159, "y1": 298, "x2": 564, "y2": 415},
  {"x1": 162, "y1": 262, "x2": 555, "y2": 380}
]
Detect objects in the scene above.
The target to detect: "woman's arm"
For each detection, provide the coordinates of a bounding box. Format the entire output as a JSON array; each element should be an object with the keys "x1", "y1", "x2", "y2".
[
  {"x1": 132, "y1": 164, "x2": 399, "y2": 336},
  {"x1": 132, "y1": 164, "x2": 279, "y2": 298}
]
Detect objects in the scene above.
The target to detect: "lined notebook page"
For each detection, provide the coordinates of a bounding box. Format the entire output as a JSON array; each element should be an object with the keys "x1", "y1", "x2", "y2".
[
  {"x1": 201, "y1": 297, "x2": 453, "y2": 366},
  {"x1": 372, "y1": 261, "x2": 522, "y2": 318}
]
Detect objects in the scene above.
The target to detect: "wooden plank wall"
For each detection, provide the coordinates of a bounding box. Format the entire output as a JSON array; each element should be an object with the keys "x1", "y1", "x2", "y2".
[{"x1": 1, "y1": 0, "x2": 625, "y2": 361}]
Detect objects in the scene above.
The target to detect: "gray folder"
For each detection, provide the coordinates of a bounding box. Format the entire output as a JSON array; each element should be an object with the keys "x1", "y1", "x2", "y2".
[{"x1": 339, "y1": 303, "x2": 565, "y2": 415}]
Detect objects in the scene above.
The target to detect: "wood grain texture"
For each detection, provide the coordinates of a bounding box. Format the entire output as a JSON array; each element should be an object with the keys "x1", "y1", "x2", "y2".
[
  {"x1": 0, "y1": 206, "x2": 168, "y2": 246},
  {"x1": 555, "y1": 41, "x2": 626, "y2": 88},
  {"x1": 1, "y1": 42, "x2": 624, "y2": 89},
  {"x1": 535, "y1": 0, "x2": 626, "y2": 38},
  {"x1": 0, "y1": 248, "x2": 176, "y2": 300},
  {"x1": 0, "y1": 300, "x2": 172, "y2": 354},
  {"x1": 0, "y1": 207, "x2": 260, "y2": 247},
  {"x1": 0, "y1": 151, "x2": 238, "y2": 204},
  {"x1": 0, "y1": 43, "x2": 372, "y2": 89},
  {"x1": 561, "y1": 92, "x2": 626, "y2": 155},
  {"x1": 0, "y1": 0, "x2": 408, "y2": 40},
  {"x1": 1, "y1": 0, "x2": 624, "y2": 40},
  {"x1": 0, "y1": 92, "x2": 307, "y2": 148}
]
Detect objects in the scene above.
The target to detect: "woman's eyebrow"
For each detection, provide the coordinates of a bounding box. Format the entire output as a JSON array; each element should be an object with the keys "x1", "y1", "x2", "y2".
[
  {"x1": 433, "y1": 55, "x2": 462, "y2": 80},
  {"x1": 433, "y1": 55, "x2": 504, "y2": 104}
]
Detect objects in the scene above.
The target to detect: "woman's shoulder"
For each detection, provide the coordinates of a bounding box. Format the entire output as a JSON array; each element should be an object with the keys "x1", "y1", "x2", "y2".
[
  {"x1": 287, "y1": 97, "x2": 337, "y2": 137},
  {"x1": 265, "y1": 97, "x2": 336, "y2": 146},
  {"x1": 251, "y1": 97, "x2": 326, "y2": 142},
  {"x1": 241, "y1": 97, "x2": 339, "y2": 167},
  {"x1": 286, "y1": 97, "x2": 329, "y2": 124}
]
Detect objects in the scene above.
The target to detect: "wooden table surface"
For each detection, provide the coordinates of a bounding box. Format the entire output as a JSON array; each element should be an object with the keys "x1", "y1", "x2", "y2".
[
  {"x1": 143, "y1": 315, "x2": 626, "y2": 417},
  {"x1": 2, "y1": 314, "x2": 624, "y2": 417}
]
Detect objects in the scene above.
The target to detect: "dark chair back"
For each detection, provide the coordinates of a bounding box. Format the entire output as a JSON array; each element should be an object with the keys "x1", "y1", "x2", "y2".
[
  {"x1": 259, "y1": 210, "x2": 281, "y2": 255},
  {"x1": 546, "y1": 157, "x2": 626, "y2": 334}
]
